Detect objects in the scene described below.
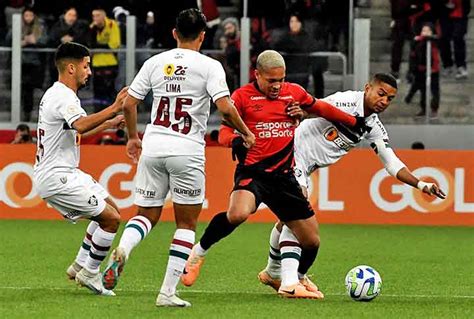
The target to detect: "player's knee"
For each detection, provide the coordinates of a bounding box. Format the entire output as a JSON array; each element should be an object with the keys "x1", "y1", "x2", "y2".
[
  {"x1": 100, "y1": 207, "x2": 120, "y2": 232},
  {"x1": 226, "y1": 210, "x2": 249, "y2": 225},
  {"x1": 300, "y1": 233, "x2": 320, "y2": 250}
]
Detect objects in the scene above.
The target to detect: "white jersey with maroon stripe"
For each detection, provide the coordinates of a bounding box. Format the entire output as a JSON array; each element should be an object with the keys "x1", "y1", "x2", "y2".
[
  {"x1": 128, "y1": 48, "x2": 230, "y2": 157},
  {"x1": 33, "y1": 81, "x2": 86, "y2": 198},
  {"x1": 295, "y1": 90, "x2": 389, "y2": 176}
]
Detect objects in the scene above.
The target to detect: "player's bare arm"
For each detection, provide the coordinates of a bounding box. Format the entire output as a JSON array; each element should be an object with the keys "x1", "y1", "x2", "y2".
[
  {"x1": 215, "y1": 96, "x2": 255, "y2": 148},
  {"x1": 72, "y1": 87, "x2": 128, "y2": 134},
  {"x1": 80, "y1": 114, "x2": 125, "y2": 138},
  {"x1": 122, "y1": 93, "x2": 142, "y2": 163},
  {"x1": 396, "y1": 167, "x2": 446, "y2": 199}
]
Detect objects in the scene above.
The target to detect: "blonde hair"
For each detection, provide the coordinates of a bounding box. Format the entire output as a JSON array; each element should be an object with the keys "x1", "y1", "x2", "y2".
[{"x1": 256, "y1": 50, "x2": 286, "y2": 72}]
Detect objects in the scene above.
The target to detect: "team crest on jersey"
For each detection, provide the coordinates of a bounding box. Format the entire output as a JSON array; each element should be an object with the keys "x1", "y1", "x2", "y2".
[
  {"x1": 294, "y1": 168, "x2": 302, "y2": 177},
  {"x1": 88, "y1": 195, "x2": 98, "y2": 206},
  {"x1": 164, "y1": 64, "x2": 175, "y2": 76}
]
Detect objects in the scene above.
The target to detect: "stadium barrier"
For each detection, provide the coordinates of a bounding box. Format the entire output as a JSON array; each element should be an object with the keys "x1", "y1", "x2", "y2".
[{"x1": 0, "y1": 145, "x2": 473, "y2": 226}]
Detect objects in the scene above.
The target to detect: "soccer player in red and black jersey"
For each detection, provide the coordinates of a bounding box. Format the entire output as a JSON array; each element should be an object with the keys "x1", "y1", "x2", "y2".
[{"x1": 181, "y1": 50, "x2": 369, "y2": 299}]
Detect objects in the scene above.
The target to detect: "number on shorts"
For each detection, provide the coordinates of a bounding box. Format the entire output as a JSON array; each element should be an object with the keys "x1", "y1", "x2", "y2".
[{"x1": 153, "y1": 97, "x2": 192, "y2": 135}]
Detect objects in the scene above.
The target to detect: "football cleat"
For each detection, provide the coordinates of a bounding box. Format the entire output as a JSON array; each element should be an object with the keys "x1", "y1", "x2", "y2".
[
  {"x1": 102, "y1": 247, "x2": 126, "y2": 290},
  {"x1": 75, "y1": 268, "x2": 115, "y2": 296},
  {"x1": 278, "y1": 283, "x2": 324, "y2": 299},
  {"x1": 258, "y1": 270, "x2": 281, "y2": 292},
  {"x1": 156, "y1": 293, "x2": 191, "y2": 307},
  {"x1": 300, "y1": 274, "x2": 319, "y2": 293},
  {"x1": 181, "y1": 247, "x2": 205, "y2": 287},
  {"x1": 66, "y1": 262, "x2": 82, "y2": 280}
]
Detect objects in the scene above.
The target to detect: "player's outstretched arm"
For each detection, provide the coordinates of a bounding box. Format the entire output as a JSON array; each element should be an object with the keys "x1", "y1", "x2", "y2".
[
  {"x1": 304, "y1": 99, "x2": 370, "y2": 134},
  {"x1": 72, "y1": 87, "x2": 127, "y2": 134},
  {"x1": 122, "y1": 93, "x2": 142, "y2": 163},
  {"x1": 373, "y1": 139, "x2": 446, "y2": 200},
  {"x1": 215, "y1": 96, "x2": 255, "y2": 148},
  {"x1": 396, "y1": 168, "x2": 446, "y2": 199}
]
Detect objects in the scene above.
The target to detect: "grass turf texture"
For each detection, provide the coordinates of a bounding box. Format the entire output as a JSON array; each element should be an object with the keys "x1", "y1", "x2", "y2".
[{"x1": 0, "y1": 220, "x2": 472, "y2": 318}]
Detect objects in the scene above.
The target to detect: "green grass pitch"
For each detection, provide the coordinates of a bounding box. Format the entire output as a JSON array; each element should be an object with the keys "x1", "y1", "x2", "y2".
[{"x1": 0, "y1": 220, "x2": 473, "y2": 318}]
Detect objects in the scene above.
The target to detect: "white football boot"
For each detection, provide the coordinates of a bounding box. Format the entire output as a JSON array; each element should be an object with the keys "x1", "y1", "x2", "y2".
[
  {"x1": 156, "y1": 293, "x2": 191, "y2": 307},
  {"x1": 66, "y1": 262, "x2": 82, "y2": 280},
  {"x1": 75, "y1": 268, "x2": 115, "y2": 296}
]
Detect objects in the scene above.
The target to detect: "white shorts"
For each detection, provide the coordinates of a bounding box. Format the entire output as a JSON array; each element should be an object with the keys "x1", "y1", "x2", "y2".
[
  {"x1": 43, "y1": 170, "x2": 109, "y2": 222},
  {"x1": 134, "y1": 154, "x2": 205, "y2": 207},
  {"x1": 294, "y1": 159, "x2": 310, "y2": 190}
]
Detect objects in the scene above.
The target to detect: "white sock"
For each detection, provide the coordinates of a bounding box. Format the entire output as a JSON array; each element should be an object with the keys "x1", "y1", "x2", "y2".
[
  {"x1": 160, "y1": 229, "x2": 195, "y2": 296},
  {"x1": 75, "y1": 221, "x2": 99, "y2": 267},
  {"x1": 193, "y1": 242, "x2": 207, "y2": 257},
  {"x1": 119, "y1": 215, "x2": 152, "y2": 258},
  {"x1": 265, "y1": 223, "x2": 281, "y2": 278},
  {"x1": 279, "y1": 225, "x2": 301, "y2": 288},
  {"x1": 84, "y1": 227, "x2": 116, "y2": 274}
]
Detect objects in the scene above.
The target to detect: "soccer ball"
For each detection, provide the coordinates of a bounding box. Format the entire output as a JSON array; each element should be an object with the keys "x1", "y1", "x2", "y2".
[{"x1": 345, "y1": 265, "x2": 382, "y2": 301}]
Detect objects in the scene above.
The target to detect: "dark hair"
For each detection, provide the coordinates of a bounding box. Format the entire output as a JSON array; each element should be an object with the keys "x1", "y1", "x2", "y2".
[
  {"x1": 55, "y1": 42, "x2": 90, "y2": 66},
  {"x1": 411, "y1": 141, "x2": 425, "y2": 150},
  {"x1": 16, "y1": 123, "x2": 30, "y2": 132},
  {"x1": 372, "y1": 73, "x2": 398, "y2": 89},
  {"x1": 175, "y1": 8, "x2": 207, "y2": 41}
]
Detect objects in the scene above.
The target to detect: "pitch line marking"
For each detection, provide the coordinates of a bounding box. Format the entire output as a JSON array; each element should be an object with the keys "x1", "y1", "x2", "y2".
[{"x1": 0, "y1": 286, "x2": 473, "y2": 299}]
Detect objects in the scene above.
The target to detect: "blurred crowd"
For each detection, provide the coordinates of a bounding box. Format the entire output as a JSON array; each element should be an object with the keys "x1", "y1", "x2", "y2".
[
  {"x1": 0, "y1": 0, "x2": 370, "y2": 122},
  {"x1": 390, "y1": 0, "x2": 470, "y2": 118}
]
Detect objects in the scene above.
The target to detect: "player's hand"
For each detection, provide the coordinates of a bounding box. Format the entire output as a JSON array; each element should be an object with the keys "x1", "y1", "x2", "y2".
[
  {"x1": 107, "y1": 114, "x2": 125, "y2": 129},
  {"x1": 353, "y1": 116, "x2": 372, "y2": 135},
  {"x1": 286, "y1": 101, "x2": 306, "y2": 127},
  {"x1": 112, "y1": 87, "x2": 129, "y2": 113},
  {"x1": 418, "y1": 181, "x2": 446, "y2": 199},
  {"x1": 231, "y1": 136, "x2": 248, "y2": 164},
  {"x1": 242, "y1": 132, "x2": 255, "y2": 149},
  {"x1": 126, "y1": 137, "x2": 142, "y2": 164}
]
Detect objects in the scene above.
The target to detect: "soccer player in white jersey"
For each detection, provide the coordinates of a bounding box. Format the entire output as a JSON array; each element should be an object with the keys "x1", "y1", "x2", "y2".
[
  {"x1": 257, "y1": 73, "x2": 446, "y2": 293},
  {"x1": 33, "y1": 42, "x2": 127, "y2": 296},
  {"x1": 102, "y1": 9, "x2": 255, "y2": 307}
]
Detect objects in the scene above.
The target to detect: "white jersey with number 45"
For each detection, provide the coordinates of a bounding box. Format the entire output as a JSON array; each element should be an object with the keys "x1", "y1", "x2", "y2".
[{"x1": 128, "y1": 48, "x2": 230, "y2": 157}]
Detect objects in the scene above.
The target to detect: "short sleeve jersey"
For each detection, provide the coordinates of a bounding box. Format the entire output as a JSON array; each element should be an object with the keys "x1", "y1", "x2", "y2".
[
  {"x1": 128, "y1": 48, "x2": 230, "y2": 157},
  {"x1": 295, "y1": 90, "x2": 389, "y2": 175},
  {"x1": 33, "y1": 82, "x2": 87, "y2": 197},
  {"x1": 231, "y1": 82, "x2": 314, "y2": 173}
]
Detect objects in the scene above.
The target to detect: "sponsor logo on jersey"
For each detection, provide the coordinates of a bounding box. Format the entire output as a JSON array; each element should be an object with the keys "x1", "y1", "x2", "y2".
[
  {"x1": 173, "y1": 188, "x2": 202, "y2": 197},
  {"x1": 250, "y1": 96, "x2": 266, "y2": 101},
  {"x1": 335, "y1": 101, "x2": 357, "y2": 107},
  {"x1": 164, "y1": 64, "x2": 175, "y2": 76},
  {"x1": 255, "y1": 121, "x2": 294, "y2": 139},
  {"x1": 163, "y1": 65, "x2": 188, "y2": 81},
  {"x1": 136, "y1": 187, "x2": 156, "y2": 199},
  {"x1": 324, "y1": 127, "x2": 351, "y2": 151}
]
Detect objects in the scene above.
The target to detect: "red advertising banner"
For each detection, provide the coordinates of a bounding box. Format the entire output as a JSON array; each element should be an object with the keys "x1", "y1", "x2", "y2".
[{"x1": 0, "y1": 145, "x2": 473, "y2": 226}]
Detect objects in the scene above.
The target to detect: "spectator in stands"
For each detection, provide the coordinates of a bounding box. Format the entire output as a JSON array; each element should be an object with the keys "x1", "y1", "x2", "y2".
[
  {"x1": 11, "y1": 123, "x2": 34, "y2": 144},
  {"x1": 6, "y1": 6, "x2": 47, "y2": 122},
  {"x1": 273, "y1": 14, "x2": 319, "y2": 92},
  {"x1": 216, "y1": 17, "x2": 240, "y2": 91},
  {"x1": 324, "y1": 0, "x2": 349, "y2": 53},
  {"x1": 390, "y1": 0, "x2": 416, "y2": 80},
  {"x1": 405, "y1": 23, "x2": 440, "y2": 119},
  {"x1": 3, "y1": 0, "x2": 32, "y2": 30},
  {"x1": 89, "y1": 8, "x2": 121, "y2": 112},
  {"x1": 48, "y1": 7, "x2": 89, "y2": 85},
  {"x1": 439, "y1": 0, "x2": 470, "y2": 79},
  {"x1": 199, "y1": 0, "x2": 221, "y2": 50}
]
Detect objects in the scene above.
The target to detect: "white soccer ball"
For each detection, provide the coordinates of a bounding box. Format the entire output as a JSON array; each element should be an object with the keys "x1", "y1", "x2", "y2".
[{"x1": 345, "y1": 265, "x2": 382, "y2": 301}]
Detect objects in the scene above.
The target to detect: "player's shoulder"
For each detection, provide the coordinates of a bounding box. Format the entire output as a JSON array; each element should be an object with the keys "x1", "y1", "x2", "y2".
[
  {"x1": 366, "y1": 114, "x2": 388, "y2": 137},
  {"x1": 44, "y1": 82, "x2": 78, "y2": 104},
  {"x1": 283, "y1": 82, "x2": 307, "y2": 94},
  {"x1": 326, "y1": 90, "x2": 364, "y2": 101},
  {"x1": 232, "y1": 82, "x2": 258, "y2": 99}
]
